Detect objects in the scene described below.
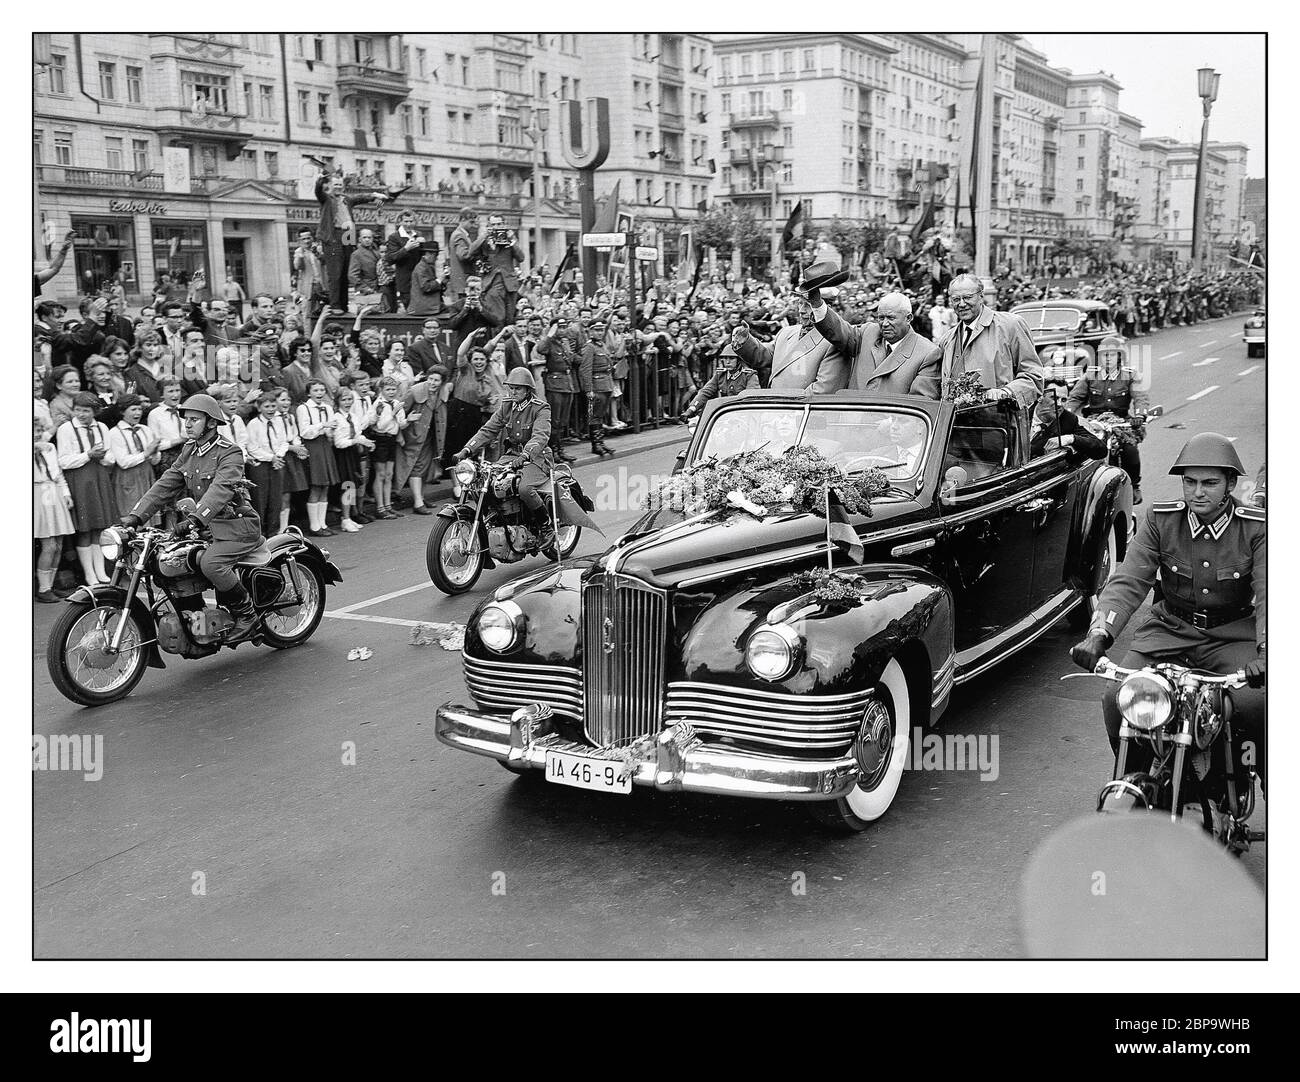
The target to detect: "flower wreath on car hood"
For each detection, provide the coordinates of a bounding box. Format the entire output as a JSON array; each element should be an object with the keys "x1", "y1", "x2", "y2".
[{"x1": 652, "y1": 444, "x2": 890, "y2": 520}]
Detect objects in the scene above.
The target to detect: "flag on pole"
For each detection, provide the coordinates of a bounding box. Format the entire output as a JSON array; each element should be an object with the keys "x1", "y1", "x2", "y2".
[
  {"x1": 909, "y1": 196, "x2": 936, "y2": 249},
  {"x1": 548, "y1": 245, "x2": 574, "y2": 293},
  {"x1": 780, "y1": 201, "x2": 804, "y2": 253},
  {"x1": 592, "y1": 179, "x2": 622, "y2": 234},
  {"x1": 824, "y1": 485, "x2": 864, "y2": 564},
  {"x1": 555, "y1": 476, "x2": 604, "y2": 535}
]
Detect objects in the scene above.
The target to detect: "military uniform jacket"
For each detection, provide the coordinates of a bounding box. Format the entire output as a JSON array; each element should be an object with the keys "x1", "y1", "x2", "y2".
[
  {"x1": 1091, "y1": 498, "x2": 1265, "y2": 652},
  {"x1": 690, "y1": 365, "x2": 760, "y2": 411},
  {"x1": 464, "y1": 396, "x2": 553, "y2": 468},
  {"x1": 1066, "y1": 364, "x2": 1148, "y2": 417},
  {"x1": 534, "y1": 330, "x2": 581, "y2": 394},
  {"x1": 131, "y1": 435, "x2": 262, "y2": 542},
  {"x1": 575, "y1": 343, "x2": 616, "y2": 394}
]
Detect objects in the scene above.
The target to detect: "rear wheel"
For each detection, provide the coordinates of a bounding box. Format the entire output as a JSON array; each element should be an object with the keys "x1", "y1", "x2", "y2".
[
  {"x1": 46, "y1": 602, "x2": 149, "y2": 706},
  {"x1": 261, "y1": 560, "x2": 326, "y2": 648},
  {"x1": 1070, "y1": 517, "x2": 1120, "y2": 629},
  {"x1": 808, "y1": 658, "x2": 911, "y2": 833},
  {"x1": 428, "y1": 515, "x2": 483, "y2": 594}
]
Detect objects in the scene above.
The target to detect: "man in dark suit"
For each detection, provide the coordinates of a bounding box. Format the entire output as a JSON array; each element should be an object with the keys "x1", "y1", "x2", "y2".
[
  {"x1": 383, "y1": 210, "x2": 425, "y2": 311},
  {"x1": 315, "y1": 168, "x2": 390, "y2": 313},
  {"x1": 447, "y1": 208, "x2": 481, "y2": 307},
  {"x1": 809, "y1": 289, "x2": 941, "y2": 398},
  {"x1": 452, "y1": 212, "x2": 524, "y2": 325}
]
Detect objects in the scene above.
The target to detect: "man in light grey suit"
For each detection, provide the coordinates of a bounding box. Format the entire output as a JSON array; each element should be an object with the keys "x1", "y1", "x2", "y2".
[
  {"x1": 809, "y1": 289, "x2": 942, "y2": 399},
  {"x1": 730, "y1": 292, "x2": 849, "y2": 394}
]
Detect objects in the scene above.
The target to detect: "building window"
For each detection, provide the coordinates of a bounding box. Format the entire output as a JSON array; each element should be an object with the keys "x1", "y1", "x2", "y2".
[
  {"x1": 781, "y1": 50, "x2": 794, "y2": 74},
  {"x1": 416, "y1": 48, "x2": 426, "y2": 77},
  {"x1": 183, "y1": 70, "x2": 230, "y2": 113},
  {"x1": 298, "y1": 90, "x2": 310, "y2": 124},
  {"x1": 1077, "y1": 156, "x2": 1085, "y2": 169},
  {"x1": 126, "y1": 66, "x2": 143, "y2": 104},
  {"x1": 313, "y1": 35, "x2": 325, "y2": 62},
  {"x1": 720, "y1": 93, "x2": 731, "y2": 114},
  {"x1": 318, "y1": 93, "x2": 330, "y2": 125},
  {"x1": 782, "y1": 162, "x2": 792, "y2": 183},
  {"x1": 70, "y1": 216, "x2": 138, "y2": 290},
  {"x1": 802, "y1": 48, "x2": 815, "y2": 71},
  {"x1": 1078, "y1": 110, "x2": 1086, "y2": 123},
  {"x1": 463, "y1": 112, "x2": 473, "y2": 140},
  {"x1": 294, "y1": 35, "x2": 304, "y2": 58},
  {"x1": 1076, "y1": 178, "x2": 1084, "y2": 191},
  {"x1": 782, "y1": 88, "x2": 793, "y2": 109},
  {"x1": 405, "y1": 162, "x2": 415, "y2": 185},
  {"x1": 783, "y1": 126, "x2": 793, "y2": 146},
  {"x1": 560, "y1": 75, "x2": 570, "y2": 98},
  {"x1": 447, "y1": 111, "x2": 459, "y2": 141},
  {"x1": 104, "y1": 136, "x2": 123, "y2": 171},
  {"x1": 418, "y1": 106, "x2": 429, "y2": 137},
  {"x1": 421, "y1": 164, "x2": 432, "y2": 189},
  {"x1": 240, "y1": 148, "x2": 257, "y2": 177},
  {"x1": 132, "y1": 139, "x2": 149, "y2": 172},
  {"x1": 1078, "y1": 133, "x2": 1085, "y2": 146},
  {"x1": 761, "y1": 52, "x2": 774, "y2": 75},
  {"x1": 260, "y1": 84, "x2": 275, "y2": 120},
  {"x1": 740, "y1": 53, "x2": 753, "y2": 76},
  {"x1": 400, "y1": 105, "x2": 413, "y2": 136},
  {"x1": 264, "y1": 150, "x2": 279, "y2": 177},
  {"x1": 49, "y1": 52, "x2": 67, "y2": 93},
  {"x1": 151, "y1": 219, "x2": 208, "y2": 285},
  {"x1": 98, "y1": 62, "x2": 116, "y2": 100},
  {"x1": 54, "y1": 132, "x2": 72, "y2": 166},
  {"x1": 461, "y1": 56, "x2": 471, "y2": 84},
  {"x1": 33, "y1": 129, "x2": 42, "y2": 163}
]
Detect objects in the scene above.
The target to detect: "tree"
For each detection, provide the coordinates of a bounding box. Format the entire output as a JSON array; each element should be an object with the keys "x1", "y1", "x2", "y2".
[{"x1": 694, "y1": 204, "x2": 767, "y2": 265}]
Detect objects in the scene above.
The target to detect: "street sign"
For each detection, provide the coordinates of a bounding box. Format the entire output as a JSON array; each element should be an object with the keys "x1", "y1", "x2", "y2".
[
  {"x1": 635, "y1": 246, "x2": 660, "y2": 261},
  {"x1": 582, "y1": 232, "x2": 631, "y2": 248}
]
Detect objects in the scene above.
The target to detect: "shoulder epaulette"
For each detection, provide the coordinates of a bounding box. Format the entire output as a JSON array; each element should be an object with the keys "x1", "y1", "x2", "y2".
[
  {"x1": 1152, "y1": 500, "x2": 1186, "y2": 512},
  {"x1": 1235, "y1": 504, "x2": 1265, "y2": 522}
]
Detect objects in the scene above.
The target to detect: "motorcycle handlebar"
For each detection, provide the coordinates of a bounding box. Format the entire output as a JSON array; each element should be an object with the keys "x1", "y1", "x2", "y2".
[{"x1": 1089, "y1": 656, "x2": 1247, "y2": 688}]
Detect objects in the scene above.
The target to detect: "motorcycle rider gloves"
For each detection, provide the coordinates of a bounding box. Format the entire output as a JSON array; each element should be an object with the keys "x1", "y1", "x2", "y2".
[{"x1": 1070, "y1": 629, "x2": 1113, "y2": 672}]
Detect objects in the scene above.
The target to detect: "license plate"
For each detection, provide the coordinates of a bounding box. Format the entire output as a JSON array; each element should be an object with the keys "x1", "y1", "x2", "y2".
[{"x1": 544, "y1": 751, "x2": 631, "y2": 795}]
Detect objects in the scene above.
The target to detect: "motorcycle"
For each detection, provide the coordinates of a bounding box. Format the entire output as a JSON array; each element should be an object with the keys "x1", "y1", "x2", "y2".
[
  {"x1": 426, "y1": 454, "x2": 588, "y2": 595},
  {"x1": 1087, "y1": 405, "x2": 1163, "y2": 471},
  {"x1": 46, "y1": 509, "x2": 341, "y2": 706},
  {"x1": 1063, "y1": 656, "x2": 1264, "y2": 854}
]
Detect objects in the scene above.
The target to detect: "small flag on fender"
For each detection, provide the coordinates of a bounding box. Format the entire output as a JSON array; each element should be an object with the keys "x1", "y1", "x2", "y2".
[{"x1": 825, "y1": 486, "x2": 863, "y2": 564}]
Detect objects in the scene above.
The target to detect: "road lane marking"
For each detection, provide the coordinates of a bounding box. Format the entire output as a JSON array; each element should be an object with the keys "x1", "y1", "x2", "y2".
[
  {"x1": 1159, "y1": 351, "x2": 1182, "y2": 359},
  {"x1": 1238, "y1": 365, "x2": 1261, "y2": 376},
  {"x1": 330, "y1": 581, "x2": 433, "y2": 614},
  {"x1": 325, "y1": 611, "x2": 426, "y2": 628},
  {"x1": 1186, "y1": 386, "x2": 1219, "y2": 401},
  {"x1": 1200, "y1": 340, "x2": 1219, "y2": 348},
  {"x1": 1192, "y1": 356, "x2": 1219, "y2": 367}
]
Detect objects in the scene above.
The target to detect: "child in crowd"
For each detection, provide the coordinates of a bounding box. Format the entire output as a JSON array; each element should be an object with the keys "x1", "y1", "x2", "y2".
[
  {"x1": 55, "y1": 392, "x2": 117, "y2": 585},
  {"x1": 34, "y1": 417, "x2": 75, "y2": 603},
  {"x1": 364, "y1": 375, "x2": 407, "y2": 519},
  {"x1": 296, "y1": 378, "x2": 340, "y2": 537},
  {"x1": 46, "y1": 364, "x2": 82, "y2": 430},
  {"x1": 381, "y1": 340, "x2": 416, "y2": 397},
  {"x1": 148, "y1": 377, "x2": 188, "y2": 471},
  {"x1": 332, "y1": 385, "x2": 375, "y2": 532},
  {"x1": 275, "y1": 387, "x2": 310, "y2": 532},
  {"x1": 243, "y1": 390, "x2": 284, "y2": 535},
  {"x1": 107, "y1": 394, "x2": 160, "y2": 519},
  {"x1": 396, "y1": 367, "x2": 447, "y2": 515}
]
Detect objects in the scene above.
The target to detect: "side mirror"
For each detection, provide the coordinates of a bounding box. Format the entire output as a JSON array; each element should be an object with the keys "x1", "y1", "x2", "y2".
[
  {"x1": 940, "y1": 465, "x2": 968, "y2": 506},
  {"x1": 671, "y1": 449, "x2": 688, "y2": 476}
]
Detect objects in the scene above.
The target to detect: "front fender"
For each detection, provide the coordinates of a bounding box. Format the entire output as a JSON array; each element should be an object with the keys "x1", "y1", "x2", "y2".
[
  {"x1": 676, "y1": 564, "x2": 954, "y2": 721},
  {"x1": 1071, "y1": 462, "x2": 1131, "y2": 594},
  {"x1": 65, "y1": 585, "x2": 165, "y2": 669},
  {"x1": 465, "y1": 562, "x2": 591, "y2": 665}
]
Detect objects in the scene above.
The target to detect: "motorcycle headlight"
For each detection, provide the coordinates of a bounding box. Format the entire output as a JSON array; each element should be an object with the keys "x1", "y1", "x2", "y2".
[
  {"x1": 745, "y1": 624, "x2": 800, "y2": 682},
  {"x1": 477, "y1": 601, "x2": 523, "y2": 654},
  {"x1": 1116, "y1": 672, "x2": 1175, "y2": 731},
  {"x1": 454, "y1": 459, "x2": 477, "y2": 486},
  {"x1": 99, "y1": 527, "x2": 124, "y2": 563}
]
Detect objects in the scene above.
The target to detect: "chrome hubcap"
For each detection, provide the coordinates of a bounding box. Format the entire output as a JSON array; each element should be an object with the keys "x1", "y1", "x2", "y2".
[{"x1": 854, "y1": 700, "x2": 894, "y2": 790}]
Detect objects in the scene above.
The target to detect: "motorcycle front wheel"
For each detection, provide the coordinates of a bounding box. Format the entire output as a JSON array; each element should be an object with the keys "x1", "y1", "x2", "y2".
[
  {"x1": 261, "y1": 560, "x2": 326, "y2": 649},
  {"x1": 427, "y1": 515, "x2": 484, "y2": 595},
  {"x1": 46, "y1": 602, "x2": 148, "y2": 707}
]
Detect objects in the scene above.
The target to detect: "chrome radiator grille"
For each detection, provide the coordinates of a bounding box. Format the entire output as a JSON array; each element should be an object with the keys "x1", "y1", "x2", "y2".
[
  {"x1": 464, "y1": 654, "x2": 583, "y2": 720},
  {"x1": 665, "y1": 682, "x2": 872, "y2": 756},
  {"x1": 582, "y1": 574, "x2": 667, "y2": 747}
]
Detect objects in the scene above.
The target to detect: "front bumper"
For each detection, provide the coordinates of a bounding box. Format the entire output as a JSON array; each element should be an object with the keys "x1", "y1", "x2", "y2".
[
  {"x1": 435, "y1": 702, "x2": 862, "y2": 800},
  {"x1": 1242, "y1": 333, "x2": 1265, "y2": 344}
]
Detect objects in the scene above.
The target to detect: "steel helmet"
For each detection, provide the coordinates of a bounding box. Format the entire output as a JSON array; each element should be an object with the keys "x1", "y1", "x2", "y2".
[
  {"x1": 505, "y1": 368, "x2": 535, "y2": 390},
  {"x1": 179, "y1": 393, "x2": 226, "y2": 423},
  {"x1": 1169, "y1": 432, "x2": 1246, "y2": 477}
]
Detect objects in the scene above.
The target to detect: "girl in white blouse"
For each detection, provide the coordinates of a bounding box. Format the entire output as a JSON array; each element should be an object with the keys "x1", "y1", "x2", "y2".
[
  {"x1": 363, "y1": 375, "x2": 408, "y2": 519},
  {"x1": 56, "y1": 393, "x2": 118, "y2": 584},
  {"x1": 296, "y1": 379, "x2": 341, "y2": 537},
  {"x1": 274, "y1": 388, "x2": 311, "y2": 533},
  {"x1": 243, "y1": 391, "x2": 284, "y2": 534},
  {"x1": 34, "y1": 417, "x2": 75, "y2": 602},
  {"x1": 107, "y1": 395, "x2": 160, "y2": 522},
  {"x1": 332, "y1": 386, "x2": 375, "y2": 532}
]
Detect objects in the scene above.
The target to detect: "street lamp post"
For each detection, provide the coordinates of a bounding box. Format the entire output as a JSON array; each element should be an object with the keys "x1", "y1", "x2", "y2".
[
  {"x1": 520, "y1": 104, "x2": 550, "y2": 274},
  {"x1": 1191, "y1": 66, "x2": 1220, "y2": 269}
]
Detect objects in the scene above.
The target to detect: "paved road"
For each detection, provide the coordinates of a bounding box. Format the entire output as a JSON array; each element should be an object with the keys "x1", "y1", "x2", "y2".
[{"x1": 33, "y1": 314, "x2": 1264, "y2": 958}]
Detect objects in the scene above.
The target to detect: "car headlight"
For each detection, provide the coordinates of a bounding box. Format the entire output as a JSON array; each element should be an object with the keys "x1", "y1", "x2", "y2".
[
  {"x1": 454, "y1": 459, "x2": 477, "y2": 486},
  {"x1": 1116, "y1": 671, "x2": 1174, "y2": 731},
  {"x1": 745, "y1": 624, "x2": 800, "y2": 682},
  {"x1": 99, "y1": 526, "x2": 124, "y2": 562},
  {"x1": 477, "y1": 600, "x2": 523, "y2": 653}
]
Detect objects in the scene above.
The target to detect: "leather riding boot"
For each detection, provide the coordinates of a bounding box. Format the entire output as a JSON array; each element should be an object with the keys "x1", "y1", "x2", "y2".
[
  {"x1": 222, "y1": 584, "x2": 258, "y2": 642},
  {"x1": 534, "y1": 497, "x2": 556, "y2": 551}
]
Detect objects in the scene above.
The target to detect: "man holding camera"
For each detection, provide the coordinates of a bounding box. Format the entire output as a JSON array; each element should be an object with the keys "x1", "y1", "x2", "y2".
[
  {"x1": 452, "y1": 212, "x2": 525, "y2": 327},
  {"x1": 315, "y1": 166, "x2": 390, "y2": 313}
]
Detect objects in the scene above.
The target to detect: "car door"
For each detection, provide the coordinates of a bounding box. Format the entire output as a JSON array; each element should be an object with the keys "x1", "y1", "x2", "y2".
[{"x1": 1020, "y1": 451, "x2": 1081, "y2": 608}]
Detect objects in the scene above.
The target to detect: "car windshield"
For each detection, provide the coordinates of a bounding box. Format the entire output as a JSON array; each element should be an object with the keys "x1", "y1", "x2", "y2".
[
  {"x1": 1015, "y1": 306, "x2": 1084, "y2": 333},
  {"x1": 696, "y1": 406, "x2": 931, "y2": 480}
]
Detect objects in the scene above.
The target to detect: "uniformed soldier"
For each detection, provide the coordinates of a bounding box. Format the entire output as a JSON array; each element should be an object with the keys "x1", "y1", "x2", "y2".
[
  {"x1": 1066, "y1": 335, "x2": 1150, "y2": 503},
  {"x1": 453, "y1": 368, "x2": 556, "y2": 548},
  {"x1": 681, "y1": 344, "x2": 759, "y2": 421},
  {"x1": 119, "y1": 393, "x2": 268, "y2": 641},
  {"x1": 533, "y1": 314, "x2": 583, "y2": 463},
  {"x1": 575, "y1": 316, "x2": 616, "y2": 458},
  {"x1": 1071, "y1": 433, "x2": 1265, "y2": 779}
]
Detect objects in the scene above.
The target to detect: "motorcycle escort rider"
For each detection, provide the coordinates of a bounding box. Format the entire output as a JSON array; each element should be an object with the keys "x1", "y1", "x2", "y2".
[
  {"x1": 1071, "y1": 433, "x2": 1265, "y2": 782},
  {"x1": 118, "y1": 393, "x2": 268, "y2": 641},
  {"x1": 1065, "y1": 334, "x2": 1149, "y2": 504},
  {"x1": 452, "y1": 367, "x2": 557, "y2": 549}
]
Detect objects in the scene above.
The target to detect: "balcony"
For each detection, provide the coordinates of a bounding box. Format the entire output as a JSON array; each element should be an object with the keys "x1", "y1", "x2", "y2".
[
  {"x1": 479, "y1": 142, "x2": 533, "y2": 169},
  {"x1": 729, "y1": 183, "x2": 773, "y2": 200},
  {"x1": 36, "y1": 165, "x2": 163, "y2": 191},
  {"x1": 153, "y1": 104, "x2": 253, "y2": 161},
  {"x1": 188, "y1": 175, "x2": 299, "y2": 197},
  {"x1": 658, "y1": 57, "x2": 684, "y2": 83},
  {"x1": 896, "y1": 190, "x2": 920, "y2": 207},
  {"x1": 336, "y1": 62, "x2": 412, "y2": 111},
  {"x1": 657, "y1": 155, "x2": 685, "y2": 174},
  {"x1": 729, "y1": 110, "x2": 780, "y2": 129},
  {"x1": 729, "y1": 147, "x2": 756, "y2": 166},
  {"x1": 659, "y1": 110, "x2": 686, "y2": 131}
]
